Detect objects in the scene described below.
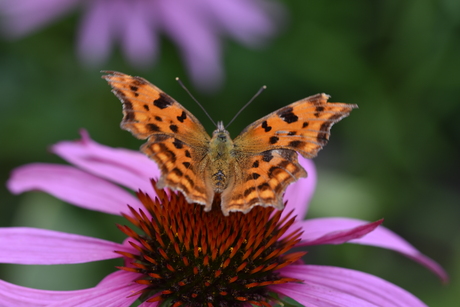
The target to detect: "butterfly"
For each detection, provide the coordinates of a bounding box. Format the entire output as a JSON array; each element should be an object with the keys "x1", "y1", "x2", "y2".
[{"x1": 102, "y1": 71, "x2": 357, "y2": 215}]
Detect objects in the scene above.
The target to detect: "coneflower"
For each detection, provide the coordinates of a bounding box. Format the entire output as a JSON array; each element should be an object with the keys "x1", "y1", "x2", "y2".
[{"x1": 1, "y1": 131, "x2": 447, "y2": 306}]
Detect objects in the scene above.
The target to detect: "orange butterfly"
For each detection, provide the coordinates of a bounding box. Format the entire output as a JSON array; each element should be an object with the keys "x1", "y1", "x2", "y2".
[{"x1": 103, "y1": 71, "x2": 357, "y2": 215}]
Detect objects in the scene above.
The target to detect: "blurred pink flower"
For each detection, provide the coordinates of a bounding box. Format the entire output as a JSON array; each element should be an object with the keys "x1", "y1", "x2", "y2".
[
  {"x1": 0, "y1": 0, "x2": 282, "y2": 91},
  {"x1": 0, "y1": 131, "x2": 447, "y2": 306}
]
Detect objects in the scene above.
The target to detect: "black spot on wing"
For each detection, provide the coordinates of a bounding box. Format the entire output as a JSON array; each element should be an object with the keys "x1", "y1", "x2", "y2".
[
  {"x1": 289, "y1": 140, "x2": 303, "y2": 148},
  {"x1": 172, "y1": 167, "x2": 183, "y2": 177},
  {"x1": 177, "y1": 111, "x2": 187, "y2": 123},
  {"x1": 169, "y1": 124, "x2": 178, "y2": 133},
  {"x1": 262, "y1": 151, "x2": 274, "y2": 162},
  {"x1": 147, "y1": 123, "x2": 161, "y2": 132},
  {"x1": 277, "y1": 106, "x2": 298, "y2": 124},
  {"x1": 252, "y1": 160, "x2": 259, "y2": 168},
  {"x1": 185, "y1": 150, "x2": 191, "y2": 158},
  {"x1": 314, "y1": 106, "x2": 325, "y2": 118},
  {"x1": 122, "y1": 101, "x2": 135, "y2": 121},
  {"x1": 261, "y1": 120, "x2": 272, "y2": 132},
  {"x1": 153, "y1": 93, "x2": 174, "y2": 109},
  {"x1": 302, "y1": 122, "x2": 309, "y2": 128},
  {"x1": 269, "y1": 136, "x2": 279, "y2": 144},
  {"x1": 257, "y1": 183, "x2": 271, "y2": 191},
  {"x1": 183, "y1": 162, "x2": 191, "y2": 168},
  {"x1": 155, "y1": 116, "x2": 162, "y2": 122},
  {"x1": 143, "y1": 104, "x2": 149, "y2": 111},
  {"x1": 172, "y1": 138, "x2": 184, "y2": 149}
]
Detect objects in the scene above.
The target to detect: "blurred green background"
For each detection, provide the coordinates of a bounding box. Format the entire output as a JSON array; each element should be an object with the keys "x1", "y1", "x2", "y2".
[{"x1": 1, "y1": 1, "x2": 459, "y2": 306}]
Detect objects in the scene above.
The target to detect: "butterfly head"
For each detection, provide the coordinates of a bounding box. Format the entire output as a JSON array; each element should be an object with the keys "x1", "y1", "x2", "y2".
[{"x1": 213, "y1": 121, "x2": 231, "y2": 142}]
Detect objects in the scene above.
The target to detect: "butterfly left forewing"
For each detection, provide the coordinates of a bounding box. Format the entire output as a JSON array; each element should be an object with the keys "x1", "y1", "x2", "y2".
[
  {"x1": 102, "y1": 71, "x2": 210, "y2": 145},
  {"x1": 234, "y1": 93, "x2": 357, "y2": 158}
]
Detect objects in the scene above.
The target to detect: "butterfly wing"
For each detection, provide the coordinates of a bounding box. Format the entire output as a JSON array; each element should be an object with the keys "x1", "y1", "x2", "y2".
[
  {"x1": 221, "y1": 149, "x2": 306, "y2": 215},
  {"x1": 102, "y1": 71, "x2": 214, "y2": 208},
  {"x1": 224, "y1": 93, "x2": 357, "y2": 213}
]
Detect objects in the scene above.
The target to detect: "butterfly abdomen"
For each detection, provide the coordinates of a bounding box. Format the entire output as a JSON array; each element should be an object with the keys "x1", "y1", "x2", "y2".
[{"x1": 209, "y1": 125, "x2": 235, "y2": 192}]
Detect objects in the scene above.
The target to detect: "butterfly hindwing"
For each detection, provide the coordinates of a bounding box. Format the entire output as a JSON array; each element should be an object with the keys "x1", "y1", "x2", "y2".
[
  {"x1": 221, "y1": 149, "x2": 307, "y2": 214},
  {"x1": 141, "y1": 135, "x2": 214, "y2": 208}
]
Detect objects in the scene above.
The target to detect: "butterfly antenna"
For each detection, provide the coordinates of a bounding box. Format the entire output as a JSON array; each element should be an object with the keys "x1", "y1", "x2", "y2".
[
  {"x1": 175, "y1": 77, "x2": 217, "y2": 127},
  {"x1": 226, "y1": 85, "x2": 267, "y2": 129}
]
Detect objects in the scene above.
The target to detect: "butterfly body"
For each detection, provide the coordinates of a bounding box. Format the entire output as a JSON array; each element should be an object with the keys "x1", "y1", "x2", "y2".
[{"x1": 103, "y1": 71, "x2": 357, "y2": 215}]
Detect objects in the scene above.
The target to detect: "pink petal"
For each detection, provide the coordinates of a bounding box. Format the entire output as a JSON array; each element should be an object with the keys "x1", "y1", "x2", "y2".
[
  {"x1": 157, "y1": 0, "x2": 223, "y2": 91},
  {"x1": 297, "y1": 217, "x2": 448, "y2": 282},
  {"x1": 0, "y1": 0, "x2": 79, "y2": 38},
  {"x1": 296, "y1": 218, "x2": 383, "y2": 245},
  {"x1": 0, "y1": 271, "x2": 144, "y2": 307},
  {"x1": 205, "y1": 0, "x2": 282, "y2": 46},
  {"x1": 275, "y1": 265, "x2": 428, "y2": 307},
  {"x1": 7, "y1": 163, "x2": 143, "y2": 215},
  {"x1": 349, "y1": 219, "x2": 449, "y2": 283},
  {"x1": 0, "y1": 227, "x2": 131, "y2": 264},
  {"x1": 283, "y1": 156, "x2": 317, "y2": 220},
  {"x1": 51, "y1": 130, "x2": 158, "y2": 195},
  {"x1": 47, "y1": 271, "x2": 144, "y2": 307},
  {"x1": 119, "y1": 0, "x2": 158, "y2": 67},
  {"x1": 77, "y1": 0, "x2": 115, "y2": 65},
  {"x1": 0, "y1": 278, "x2": 96, "y2": 307}
]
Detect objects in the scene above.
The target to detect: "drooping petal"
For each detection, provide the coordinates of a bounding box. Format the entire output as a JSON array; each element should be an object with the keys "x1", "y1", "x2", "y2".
[
  {"x1": 51, "y1": 130, "x2": 158, "y2": 195},
  {"x1": 349, "y1": 219, "x2": 449, "y2": 283},
  {"x1": 47, "y1": 271, "x2": 144, "y2": 307},
  {"x1": 0, "y1": 271, "x2": 144, "y2": 307},
  {"x1": 275, "y1": 265, "x2": 428, "y2": 307},
  {"x1": 0, "y1": 227, "x2": 132, "y2": 264},
  {"x1": 119, "y1": 0, "x2": 158, "y2": 68},
  {"x1": 296, "y1": 217, "x2": 448, "y2": 282},
  {"x1": 77, "y1": 0, "x2": 116, "y2": 65},
  {"x1": 156, "y1": 0, "x2": 223, "y2": 91},
  {"x1": 295, "y1": 218, "x2": 383, "y2": 246},
  {"x1": 0, "y1": 278, "x2": 95, "y2": 307},
  {"x1": 205, "y1": 0, "x2": 283, "y2": 46},
  {"x1": 0, "y1": 0, "x2": 79, "y2": 38},
  {"x1": 7, "y1": 163, "x2": 143, "y2": 215},
  {"x1": 283, "y1": 156, "x2": 317, "y2": 220}
]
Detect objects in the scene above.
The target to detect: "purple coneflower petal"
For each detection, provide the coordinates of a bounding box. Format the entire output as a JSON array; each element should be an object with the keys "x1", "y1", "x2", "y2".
[
  {"x1": 50, "y1": 130, "x2": 158, "y2": 195},
  {"x1": 47, "y1": 271, "x2": 144, "y2": 307},
  {"x1": 296, "y1": 218, "x2": 383, "y2": 246},
  {"x1": 7, "y1": 163, "x2": 143, "y2": 215},
  {"x1": 157, "y1": 0, "x2": 223, "y2": 91},
  {"x1": 0, "y1": 271, "x2": 144, "y2": 307},
  {"x1": 275, "y1": 265, "x2": 428, "y2": 307},
  {"x1": 0, "y1": 0, "x2": 79, "y2": 38},
  {"x1": 206, "y1": 0, "x2": 281, "y2": 46},
  {"x1": 297, "y1": 217, "x2": 448, "y2": 282},
  {"x1": 119, "y1": 0, "x2": 158, "y2": 68},
  {"x1": 0, "y1": 227, "x2": 130, "y2": 264},
  {"x1": 77, "y1": 0, "x2": 116, "y2": 65},
  {"x1": 283, "y1": 156, "x2": 317, "y2": 219},
  {"x1": 0, "y1": 278, "x2": 94, "y2": 307}
]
